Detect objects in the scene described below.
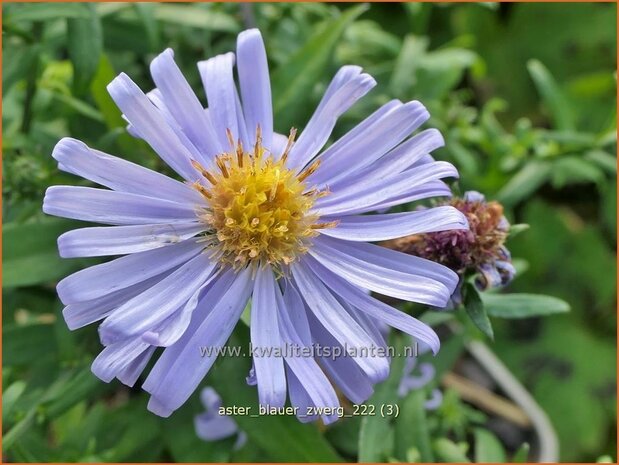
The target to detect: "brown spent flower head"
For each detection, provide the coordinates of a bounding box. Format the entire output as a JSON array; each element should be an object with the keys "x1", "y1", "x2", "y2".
[{"x1": 384, "y1": 191, "x2": 514, "y2": 290}]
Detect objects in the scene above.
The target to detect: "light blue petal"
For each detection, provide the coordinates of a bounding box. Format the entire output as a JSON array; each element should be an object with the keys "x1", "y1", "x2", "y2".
[
  {"x1": 304, "y1": 255, "x2": 441, "y2": 353},
  {"x1": 281, "y1": 280, "x2": 312, "y2": 345},
  {"x1": 107, "y1": 73, "x2": 201, "y2": 180},
  {"x1": 139, "y1": 88, "x2": 209, "y2": 167},
  {"x1": 62, "y1": 273, "x2": 166, "y2": 330},
  {"x1": 399, "y1": 362, "x2": 435, "y2": 397},
  {"x1": 56, "y1": 239, "x2": 204, "y2": 304},
  {"x1": 308, "y1": 313, "x2": 375, "y2": 404},
  {"x1": 307, "y1": 99, "x2": 402, "y2": 187},
  {"x1": 308, "y1": 236, "x2": 455, "y2": 306},
  {"x1": 307, "y1": 100, "x2": 428, "y2": 185},
  {"x1": 425, "y1": 389, "x2": 443, "y2": 410},
  {"x1": 336, "y1": 295, "x2": 387, "y2": 349},
  {"x1": 194, "y1": 412, "x2": 240, "y2": 441},
  {"x1": 58, "y1": 223, "x2": 206, "y2": 258},
  {"x1": 476, "y1": 263, "x2": 502, "y2": 290},
  {"x1": 150, "y1": 48, "x2": 222, "y2": 160},
  {"x1": 145, "y1": 267, "x2": 252, "y2": 416},
  {"x1": 275, "y1": 281, "x2": 340, "y2": 420},
  {"x1": 91, "y1": 337, "x2": 151, "y2": 383},
  {"x1": 198, "y1": 52, "x2": 239, "y2": 148},
  {"x1": 464, "y1": 191, "x2": 485, "y2": 202},
  {"x1": 285, "y1": 367, "x2": 318, "y2": 423},
  {"x1": 147, "y1": 397, "x2": 174, "y2": 417},
  {"x1": 99, "y1": 252, "x2": 217, "y2": 344},
  {"x1": 237, "y1": 29, "x2": 273, "y2": 149},
  {"x1": 251, "y1": 267, "x2": 287, "y2": 408},
  {"x1": 143, "y1": 268, "x2": 237, "y2": 392},
  {"x1": 312, "y1": 160, "x2": 458, "y2": 217},
  {"x1": 195, "y1": 387, "x2": 242, "y2": 444},
  {"x1": 322, "y1": 128, "x2": 444, "y2": 192},
  {"x1": 291, "y1": 263, "x2": 389, "y2": 382},
  {"x1": 142, "y1": 274, "x2": 215, "y2": 347},
  {"x1": 319, "y1": 206, "x2": 468, "y2": 242},
  {"x1": 369, "y1": 181, "x2": 453, "y2": 214},
  {"x1": 201, "y1": 386, "x2": 224, "y2": 410},
  {"x1": 117, "y1": 346, "x2": 156, "y2": 387},
  {"x1": 44, "y1": 186, "x2": 197, "y2": 226},
  {"x1": 287, "y1": 66, "x2": 376, "y2": 171},
  {"x1": 52, "y1": 138, "x2": 202, "y2": 204}
]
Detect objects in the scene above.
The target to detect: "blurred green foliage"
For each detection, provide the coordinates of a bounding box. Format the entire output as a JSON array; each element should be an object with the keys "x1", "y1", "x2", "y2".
[{"x1": 2, "y1": 2, "x2": 616, "y2": 462}]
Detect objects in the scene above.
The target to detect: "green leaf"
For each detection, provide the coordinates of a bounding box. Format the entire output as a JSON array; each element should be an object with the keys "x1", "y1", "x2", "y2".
[
  {"x1": 394, "y1": 390, "x2": 434, "y2": 462},
  {"x1": 474, "y1": 428, "x2": 506, "y2": 462},
  {"x1": 419, "y1": 310, "x2": 455, "y2": 327},
  {"x1": 52, "y1": 92, "x2": 104, "y2": 122},
  {"x1": 3, "y1": 219, "x2": 91, "y2": 288},
  {"x1": 67, "y1": 4, "x2": 103, "y2": 95},
  {"x1": 3, "y1": 324, "x2": 57, "y2": 366},
  {"x1": 2, "y1": 381, "x2": 27, "y2": 423},
  {"x1": 271, "y1": 4, "x2": 368, "y2": 129},
  {"x1": 358, "y1": 334, "x2": 406, "y2": 462},
  {"x1": 494, "y1": 317, "x2": 614, "y2": 460},
  {"x1": 324, "y1": 415, "x2": 361, "y2": 457},
  {"x1": 551, "y1": 156, "x2": 605, "y2": 188},
  {"x1": 433, "y1": 438, "x2": 470, "y2": 462},
  {"x1": 152, "y1": 4, "x2": 239, "y2": 31},
  {"x1": 133, "y1": 3, "x2": 160, "y2": 52},
  {"x1": 596, "y1": 454, "x2": 614, "y2": 463},
  {"x1": 43, "y1": 368, "x2": 104, "y2": 419},
  {"x1": 389, "y1": 35, "x2": 428, "y2": 98},
  {"x1": 426, "y1": 332, "x2": 465, "y2": 380},
  {"x1": 6, "y1": 3, "x2": 91, "y2": 23},
  {"x1": 508, "y1": 223, "x2": 530, "y2": 239},
  {"x1": 512, "y1": 442, "x2": 530, "y2": 462},
  {"x1": 497, "y1": 160, "x2": 552, "y2": 207},
  {"x1": 527, "y1": 59, "x2": 576, "y2": 131},
  {"x1": 584, "y1": 150, "x2": 617, "y2": 174},
  {"x1": 415, "y1": 48, "x2": 477, "y2": 100},
  {"x1": 209, "y1": 327, "x2": 342, "y2": 462},
  {"x1": 4, "y1": 366, "x2": 103, "y2": 451},
  {"x1": 446, "y1": 139, "x2": 480, "y2": 176},
  {"x1": 601, "y1": 179, "x2": 617, "y2": 237},
  {"x1": 2, "y1": 44, "x2": 41, "y2": 94},
  {"x1": 482, "y1": 293, "x2": 570, "y2": 319},
  {"x1": 462, "y1": 282, "x2": 494, "y2": 340}
]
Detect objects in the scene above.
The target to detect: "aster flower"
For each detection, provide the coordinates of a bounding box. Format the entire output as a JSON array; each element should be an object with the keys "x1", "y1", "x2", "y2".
[
  {"x1": 398, "y1": 341, "x2": 443, "y2": 411},
  {"x1": 384, "y1": 190, "x2": 515, "y2": 301},
  {"x1": 195, "y1": 387, "x2": 246, "y2": 450},
  {"x1": 43, "y1": 29, "x2": 467, "y2": 421}
]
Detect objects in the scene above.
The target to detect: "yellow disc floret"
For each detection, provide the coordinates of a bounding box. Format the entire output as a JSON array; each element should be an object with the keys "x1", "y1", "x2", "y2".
[{"x1": 192, "y1": 128, "x2": 334, "y2": 269}]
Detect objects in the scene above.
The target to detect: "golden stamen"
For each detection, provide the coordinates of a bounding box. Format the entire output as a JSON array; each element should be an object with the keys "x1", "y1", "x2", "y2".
[
  {"x1": 193, "y1": 181, "x2": 212, "y2": 199},
  {"x1": 216, "y1": 156, "x2": 230, "y2": 178},
  {"x1": 226, "y1": 128, "x2": 235, "y2": 149},
  {"x1": 280, "y1": 127, "x2": 297, "y2": 163},
  {"x1": 236, "y1": 143, "x2": 244, "y2": 168},
  {"x1": 311, "y1": 220, "x2": 339, "y2": 230},
  {"x1": 298, "y1": 159, "x2": 321, "y2": 182},
  {"x1": 191, "y1": 159, "x2": 219, "y2": 185}
]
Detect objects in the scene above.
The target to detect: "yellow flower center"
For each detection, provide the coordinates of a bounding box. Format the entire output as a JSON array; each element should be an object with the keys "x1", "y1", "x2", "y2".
[{"x1": 192, "y1": 129, "x2": 334, "y2": 269}]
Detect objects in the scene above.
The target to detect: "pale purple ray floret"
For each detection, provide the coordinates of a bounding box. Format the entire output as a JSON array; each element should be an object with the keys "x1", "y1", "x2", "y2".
[
  {"x1": 195, "y1": 387, "x2": 246, "y2": 450},
  {"x1": 43, "y1": 28, "x2": 468, "y2": 423}
]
